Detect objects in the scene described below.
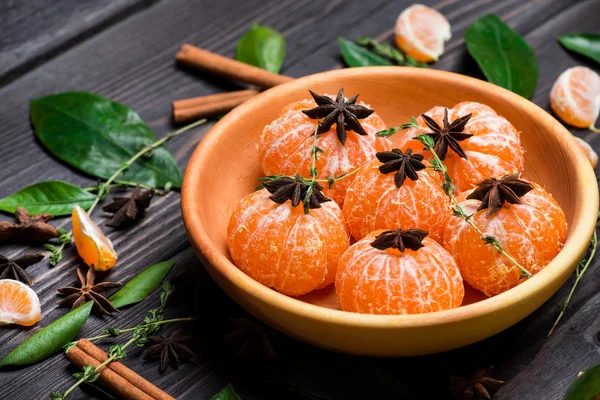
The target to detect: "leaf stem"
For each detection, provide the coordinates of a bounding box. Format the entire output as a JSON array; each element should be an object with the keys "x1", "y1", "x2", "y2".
[{"x1": 86, "y1": 317, "x2": 195, "y2": 342}]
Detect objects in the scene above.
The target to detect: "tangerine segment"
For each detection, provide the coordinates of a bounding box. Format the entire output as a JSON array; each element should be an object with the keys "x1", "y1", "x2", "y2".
[
  {"x1": 550, "y1": 66, "x2": 600, "y2": 129},
  {"x1": 336, "y1": 231, "x2": 464, "y2": 315},
  {"x1": 72, "y1": 206, "x2": 118, "y2": 271},
  {"x1": 343, "y1": 159, "x2": 450, "y2": 241},
  {"x1": 398, "y1": 102, "x2": 524, "y2": 192},
  {"x1": 0, "y1": 279, "x2": 41, "y2": 326},
  {"x1": 442, "y1": 184, "x2": 567, "y2": 297},
  {"x1": 259, "y1": 98, "x2": 392, "y2": 207},
  {"x1": 394, "y1": 4, "x2": 451, "y2": 63},
  {"x1": 227, "y1": 189, "x2": 349, "y2": 296},
  {"x1": 574, "y1": 137, "x2": 598, "y2": 168}
]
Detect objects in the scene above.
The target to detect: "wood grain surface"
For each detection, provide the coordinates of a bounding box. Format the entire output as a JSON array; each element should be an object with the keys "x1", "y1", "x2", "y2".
[{"x1": 0, "y1": 0, "x2": 599, "y2": 398}]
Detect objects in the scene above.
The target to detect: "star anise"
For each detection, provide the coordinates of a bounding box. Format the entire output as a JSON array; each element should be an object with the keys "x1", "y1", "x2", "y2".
[
  {"x1": 263, "y1": 175, "x2": 331, "y2": 211},
  {"x1": 376, "y1": 148, "x2": 426, "y2": 188},
  {"x1": 466, "y1": 174, "x2": 534, "y2": 218},
  {"x1": 302, "y1": 88, "x2": 374, "y2": 145},
  {"x1": 0, "y1": 207, "x2": 59, "y2": 242},
  {"x1": 224, "y1": 318, "x2": 280, "y2": 356},
  {"x1": 450, "y1": 366, "x2": 505, "y2": 400},
  {"x1": 142, "y1": 330, "x2": 195, "y2": 372},
  {"x1": 57, "y1": 267, "x2": 121, "y2": 315},
  {"x1": 421, "y1": 108, "x2": 473, "y2": 160},
  {"x1": 0, "y1": 253, "x2": 45, "y2": 285},
  {"x1": 371, "y1": 228, "x2": 429, "y2": 252},
  {"x1": 102, "y1": 184, "x2": 154, "y2": 228}
]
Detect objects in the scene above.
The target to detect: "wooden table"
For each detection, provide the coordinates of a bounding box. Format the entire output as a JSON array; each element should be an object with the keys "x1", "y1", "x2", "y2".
[{"x1": 1, "y1": 0, "x2": 599, "y2": 398}]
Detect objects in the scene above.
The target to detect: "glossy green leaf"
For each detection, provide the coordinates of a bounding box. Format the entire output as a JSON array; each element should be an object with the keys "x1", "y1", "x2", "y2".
[
  {"x1": 465, "y1": 14, "x2": 538, "y2": 98},
  {"x1": 563, "y1": 363, "x2": 600, "y2": 400},
  {"x1": 558, "y1": 34, "x2": 600, "y2": 64},
  {"x1": 0, "y1": 180, "x2": 95, "y2": 216},
  {"x1": 109, "y1": 261, "x2": 175, "y2": 308},
  {"x1": 236, "y1": 24, "x2": 286, "y2": 73},
  {"x1": 339, "y1": 37, "x2": 393, "y2": 68},
  {"x1": 211, "y1": 384, "x2": 241, "y2": 400},
  {"x1": 0, "y1": 302, "x2": 93, "y2": 367},
  {"x1": 30, "y1": 92, "x2": 182, "y2": 189}
]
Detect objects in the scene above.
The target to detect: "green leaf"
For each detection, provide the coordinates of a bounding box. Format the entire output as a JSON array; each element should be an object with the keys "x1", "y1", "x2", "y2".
[
  {"x1": 211, "y1": 384, "x2": 241, "y2": 400},
  {"x1": 0, "y1": 180, "x2": 95, "y2": 216},
  {"x1": 0, "y1": 302, "x2": 93, "y2": 367},
  {"x1": 558, "y1": 34, "x2": 600, "y2": 64},
  {"x1": 30, "y1": 92, "x2": 182, "y2": 189},
  {"x1": 339, "y1": 37, "x2": 393, "y2": 68},
  {"x1": 563, "y1": 363, "x2": 600, "y2": 400},
  {"x1": 464, "y1": 14, "x2": 538, "y2": 98},
  {"x1": 109, "y1": 261, "x2": 175, "y2": 308},
  {"x1": 236, "y1": 24, "x2": 286, "y2": 73}
]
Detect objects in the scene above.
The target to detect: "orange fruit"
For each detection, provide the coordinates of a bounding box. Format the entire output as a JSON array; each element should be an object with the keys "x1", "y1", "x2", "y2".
[
  {"x1": 72, "y1": 206, "x2": 118, "y2": 271},
  {"x1": 442, "y1": 182, "x2": 567, "y2": 297},
  {"x1": 0, "y1": 279, "x2": 41, "y2": 326},
  {"x1": 394, "y1": 4, "x2": 451, "y2": 63},
  {"x1": 574, "y1": 136, "x2": 598, "y2": 168},
  {"x1": 550, "y1": 66, "x2": 600, "y2": 130},
  {"x1": 397, "y1": 102, "x2": 524, "y2": 192},
  {"x1": 336, "y1": 230, "x2": 464, "y2": 314},
  {"x1": 343, "y1": 156, "x2": 449, "y2": 241},
  {"x1": 259, "y1": 96, "x2": 391, "y2": 207},
  {"x1": 227, "y1": 188, "x2": 349, "y2": 296}
]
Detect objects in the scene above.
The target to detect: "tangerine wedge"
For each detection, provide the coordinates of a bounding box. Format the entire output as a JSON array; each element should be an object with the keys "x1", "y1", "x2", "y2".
[
  {"x1": 0, "y1": 279, "x2": 41, "y2": 326},
  {"x1": 550, "y1": 66, "x2": 600, "y2": 130},
  {"x1": 72, "y1": 206, "x2": 118, "y2": 271}
]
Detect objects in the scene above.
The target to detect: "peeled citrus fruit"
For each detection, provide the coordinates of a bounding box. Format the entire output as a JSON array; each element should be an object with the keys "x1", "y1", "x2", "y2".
[
  {"x1": 574, "y1": 136, "x2": 598, "y2": 168},
  {"x1": 442, "y1": 182, "x2": 567, "y2": 297},
  {"x1": 0, "y1": 279, "x2": 41, "y2": 326},
  {"x1": 259, "y1": 96, "x2": 391, "y2": 207},
  {"x1": 394, "y1": 4, "x2": 451, "y2": 63},
  {"x1": 550, "y1": 66, "x2": 600, "y2": 130},
  {"x1": 72, "y1": 205, "x2": 118, "y2": 271},
  {"x1": 397, "y1": 102, "x2": 524, "y2": 192},
  {"x1": 336, "y1": 229, "x2": 464, "y2": 314},
  {"x1": 227, "y1": 189, "x2": 349, "y2": 296}
]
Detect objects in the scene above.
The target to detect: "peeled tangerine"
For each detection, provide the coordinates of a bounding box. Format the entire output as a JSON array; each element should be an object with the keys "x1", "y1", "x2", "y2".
[
  {"x1": 550, "y1": 66, "x2": 600, "y2": 130},
  {"x1": 72, "y1": 206, "x2": 118, "y2": 271},
  {"x1": 0, "y1": 279, "x2": 41, "y2": 326},
  {"x1": 227, "y1": 187, "x2": 349, "y2": 296},
  {"x1": 395, "y1": 4, "x2": 451, "y2": 63},
  {"x1": 336, "y1": 229, "x2": 464, "y2": 315}
]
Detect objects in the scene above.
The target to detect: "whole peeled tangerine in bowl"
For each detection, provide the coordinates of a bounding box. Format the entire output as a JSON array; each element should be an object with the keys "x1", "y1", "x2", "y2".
[{"x1": 182, "y1": 67, "x2": 598, "y2": 356}]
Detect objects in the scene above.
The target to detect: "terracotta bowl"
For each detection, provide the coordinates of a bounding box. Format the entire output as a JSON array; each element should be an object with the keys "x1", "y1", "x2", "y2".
[{"x1": 181, "y1": 67, "x2": 598, "y2": 356}]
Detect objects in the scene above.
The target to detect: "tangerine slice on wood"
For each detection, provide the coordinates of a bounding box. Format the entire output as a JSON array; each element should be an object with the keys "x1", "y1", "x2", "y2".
[
  {"x1": 72, "y1": 206, "x2": 118, "y2": 271},
  {"x1": 550, "y1": 66, "x2": 600, "y2": 130},
  {"x1": 0, "y1": 279, "x2": 41, "y2": 326}
]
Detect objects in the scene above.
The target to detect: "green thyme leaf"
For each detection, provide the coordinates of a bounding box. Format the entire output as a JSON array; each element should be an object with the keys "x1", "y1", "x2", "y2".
[{"x1": 339, "y1": 37, "x2": 393, "y2": 67}]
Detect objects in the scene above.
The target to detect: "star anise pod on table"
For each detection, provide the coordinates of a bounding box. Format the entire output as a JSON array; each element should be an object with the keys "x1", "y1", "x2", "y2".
[
  {"x1": 102, "y1": 184, "x2": 154, "y2": 228},
  {"x1": 0, "y1": 207, "x2": 59, "y2": 242},
  {"x1": 450, "y1": 366, "x2": 505, "y2": 400},
  {"x1": 376, "y1": 148, "x2": 426, "y2": 188},
  {"x1": 420, "y1": 108, "x2": 473, "y2": 160},
  {"x1": 263, "y1": 175, "x2": 331, "y2": 212},
  {"x1": 224, "y1": 317, "x2": 280, "y2": 356},
  {"x1": 0, "y1": 253, "x2": 45, "y2": 285},
  {"x1": 57, "y1": 267, "x2": 122, "y2": 315},
  {"x1": 302, "y1": 88, "x2": 374, "y2": 145},
  {"x1": 371, "y1": 228, "x2": 429, "y2": 252},
  {"x1": 466, "y1": 174, "x2": 534, "y2": 218},
  {"x1": 142, "y1": 330, "x2": 195, "y2": 372}
]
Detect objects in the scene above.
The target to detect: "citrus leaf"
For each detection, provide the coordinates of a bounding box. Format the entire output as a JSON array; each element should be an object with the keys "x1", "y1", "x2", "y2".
[
  {"x1": 109, "y1": 260, "x2": 175, "y2": 308},
  {"x1": 339, "y1": 37, "x2": 393, "y2": 67},
  {"x1": 0, "y1": 301, "x2": 93, "y2": 367},
  {"x1": 558, "y1": 34, "x2": 600, "y2": 65},
  {"x1": 465, "y1": 14, "x2": 538, "y2": 98},
  {"x1": 236, "y1": 24, "x2": 286, "y2": 74},
  {"x1": 30, "y1": 92, "x2": 182, "y2": 189},
  {"x1": 563, "y1": 363, "x2": 600, "y2": 400},
  {"x1": 0, "y1": 180, "x2": 95, "y2": 216},
  {"x1": 211, "y1": 384, "x2": 241, "y2": 400}
]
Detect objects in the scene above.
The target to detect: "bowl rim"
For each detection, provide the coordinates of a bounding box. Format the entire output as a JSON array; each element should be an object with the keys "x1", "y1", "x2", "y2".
[{"x1": 182, "y1": 66, "x2": 599, "y2": 329}]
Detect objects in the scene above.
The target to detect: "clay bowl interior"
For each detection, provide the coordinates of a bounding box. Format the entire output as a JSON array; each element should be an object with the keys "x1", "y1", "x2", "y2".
[{"x1": 182, "y1": 67, "x2": 598, "y2": 356}]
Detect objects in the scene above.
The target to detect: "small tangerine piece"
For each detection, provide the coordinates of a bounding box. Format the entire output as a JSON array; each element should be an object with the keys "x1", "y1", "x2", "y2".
[
  {"x1": 574, "y1": 136, "x2": 598, "y2": 168},
  {"x1": 550, "y1": 66, "x2": 600, "y2": 130},
  {"x1": 72, "y1": 206, "x2": 118, "y2": 271},
  {"x1": 0, "y1": 279, "x2": 41, "y2": 326}
]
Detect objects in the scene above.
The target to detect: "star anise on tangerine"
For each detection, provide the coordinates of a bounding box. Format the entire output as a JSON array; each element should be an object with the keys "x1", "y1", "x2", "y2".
[
  {"x1": 57, "y1": 267, "x2": 121, "y2": 315},
  {"x1": 420, "y1": 108, "x2": 473, "y2": 160},
  {"x1": 450, "y1": 366, "x2": 505, "y2": 400},
  {"x1": 142, "y1": 330, "x2": 195, "y2": 372},
  {"x1": 466, "y1": 174, "x2": 534, "y2": 218},
  {"x1": 102, "y1": 183, "x2": 154, "y2": 228},
  {"x1": 376, "y1": 148, "x2": 426, "y2": 188},
  {"x1": 0, "y1": 253, "x2": 45, "y2": 286},
  {"x1": 302, "y1": 88, "x2": 374, "y2": 145},
  {"x1": 371, "y1": 228, "x2": 429, "y2": 252},
  {"x1": 263, "y1": 175, "x2": 331, "y2": 210}
]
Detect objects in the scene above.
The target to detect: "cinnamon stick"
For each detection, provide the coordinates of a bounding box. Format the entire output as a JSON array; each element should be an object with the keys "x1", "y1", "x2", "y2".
[
  {"x1": 176, "y1": 44, "x2": 293, "y2": 88},
  {"x1": 173, "y1": 89, "x2": 259, "y2": 110},
  {"x1": 172, "y1": 89, "x2": 259, "y2": 123}
]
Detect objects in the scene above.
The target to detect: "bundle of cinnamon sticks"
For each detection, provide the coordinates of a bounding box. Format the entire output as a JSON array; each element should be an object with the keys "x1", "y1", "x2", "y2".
[
  {"x1": 67, "y1": 339, "x2": 174, "y2": 400},
  {"x1": 173, "y1": 44, "x2": 293, "y2": 123}
]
